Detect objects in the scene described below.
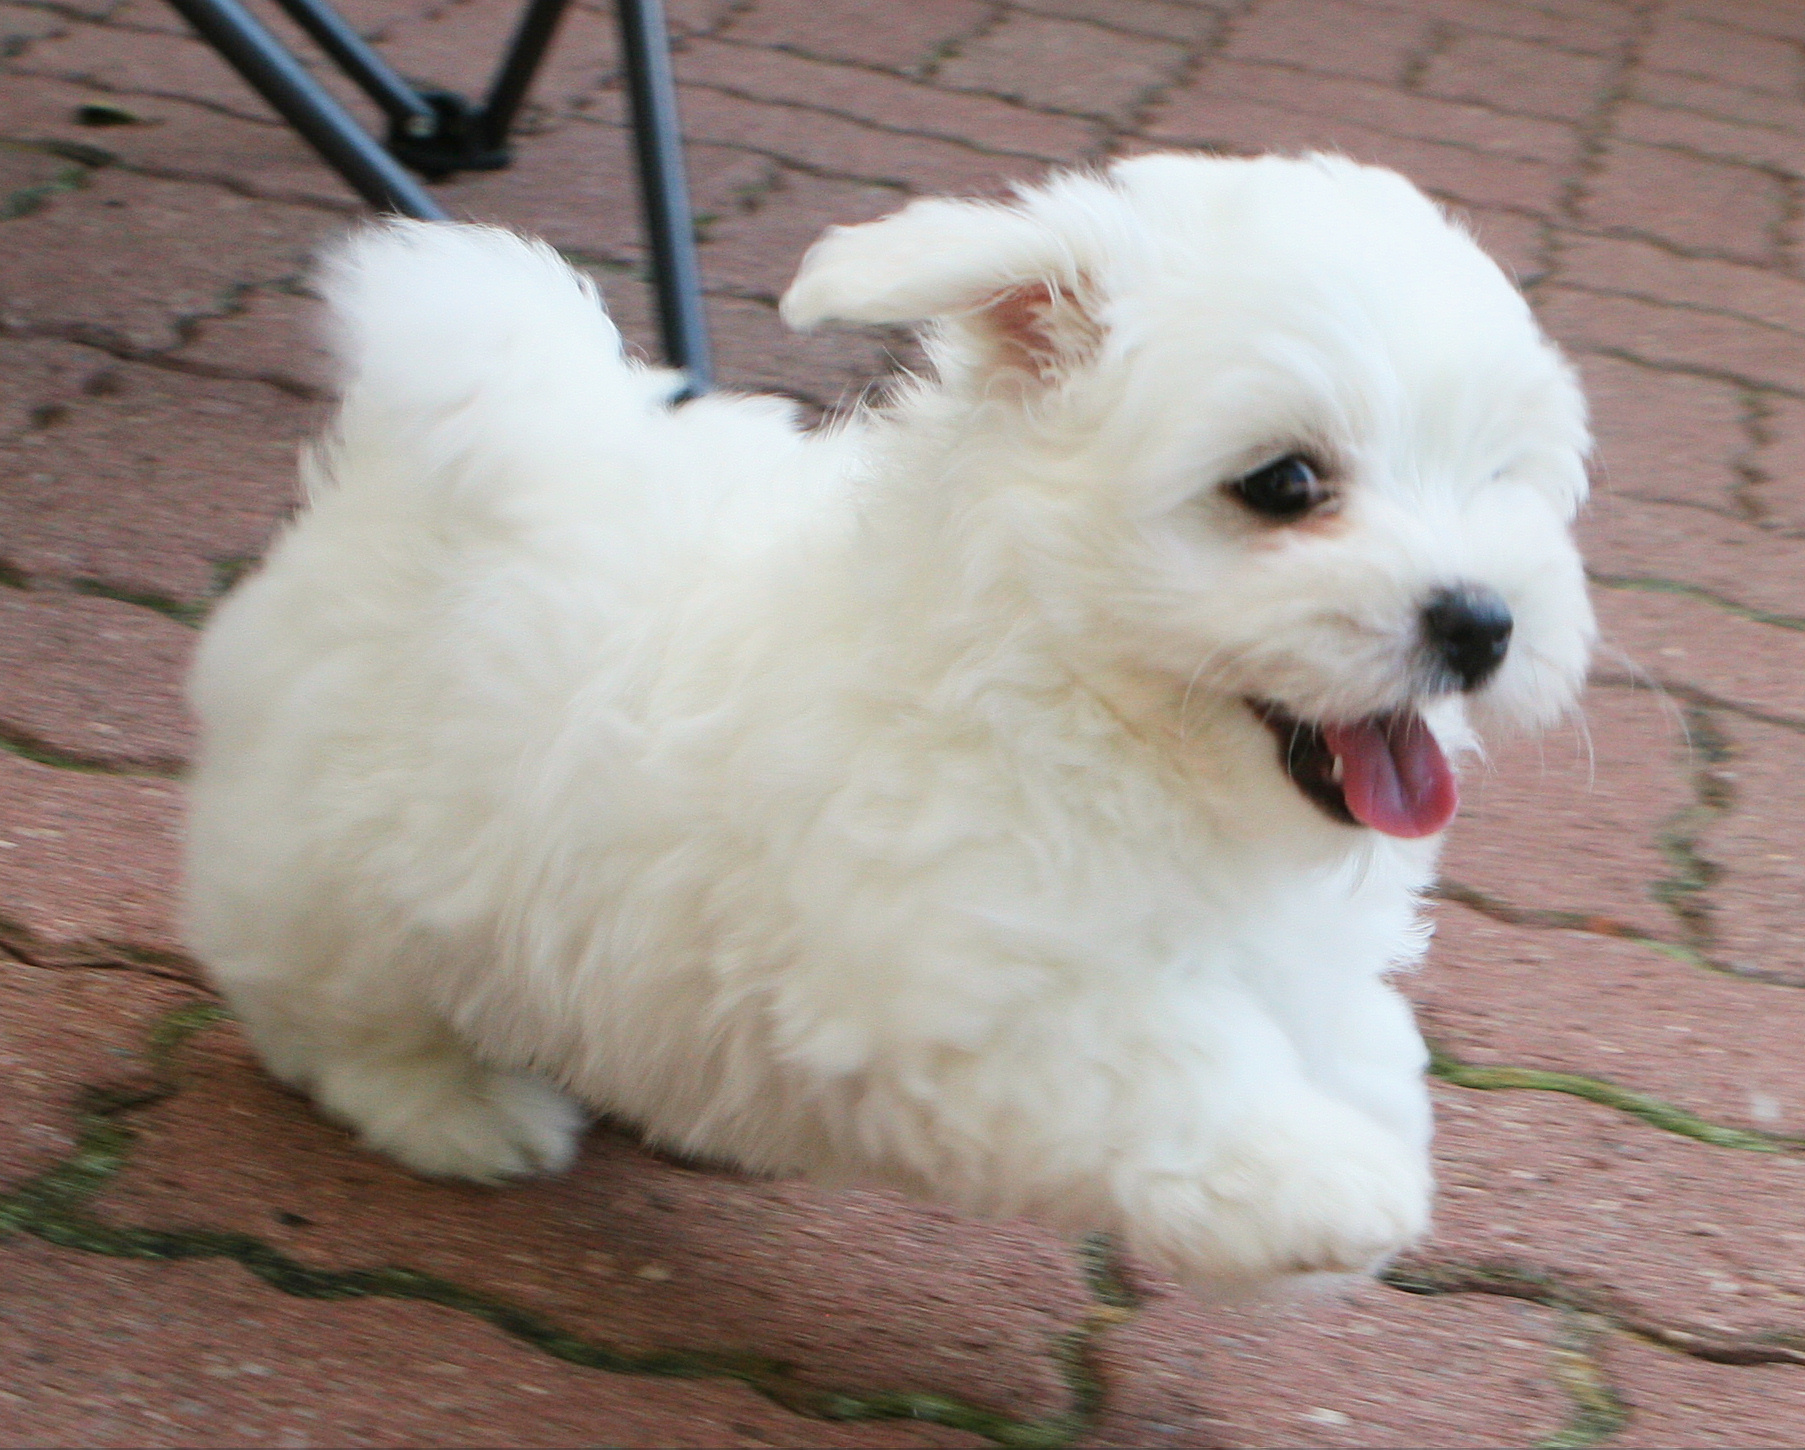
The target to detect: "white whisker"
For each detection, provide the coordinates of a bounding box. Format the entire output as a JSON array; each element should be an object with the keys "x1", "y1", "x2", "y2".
[
  {"x1": 1589, "y1": 638, "x2": 1688, "y2": 764},
  {"x1": 1178, "y1": 642, "x2": 1238, "y2": 740}
]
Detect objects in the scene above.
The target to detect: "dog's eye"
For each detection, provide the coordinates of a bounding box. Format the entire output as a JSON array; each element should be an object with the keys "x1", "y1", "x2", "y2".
[{"x1": 1225, "y1": 454, "x2": 1331, "y2": 521}]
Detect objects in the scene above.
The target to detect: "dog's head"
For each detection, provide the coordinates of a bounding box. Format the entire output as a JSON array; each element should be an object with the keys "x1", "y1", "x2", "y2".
[{"x1": 782, "y1": 153, "x2": 1593, "y2": 842}]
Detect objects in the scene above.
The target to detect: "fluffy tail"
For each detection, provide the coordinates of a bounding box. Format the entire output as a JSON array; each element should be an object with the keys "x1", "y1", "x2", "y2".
[{"x1": 312, "y1": 221, "x2": 672, "y2": 499}]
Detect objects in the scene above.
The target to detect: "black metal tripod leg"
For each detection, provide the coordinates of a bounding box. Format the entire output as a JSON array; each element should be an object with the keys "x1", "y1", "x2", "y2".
[
  {"x1": 616, "y1": 0, "x2": 712, "y2": 392},
  {"x1": 166, "y1": 0, "x2": 712, "y2": 382},
  {"x1": 165, "y1": 0, "x2": 448, "y2": 219},
  {"x1": 480, "y1": 0, "x2": 577, "y2": 148},
  {"x1": 271, "y1": 0, "x2": 438, "y2": 137}
]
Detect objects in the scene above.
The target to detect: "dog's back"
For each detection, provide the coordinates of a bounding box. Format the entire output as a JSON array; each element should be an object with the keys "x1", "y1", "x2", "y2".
[{"x1": 314, "y1": 222, "x2": 844, "y2": 560}]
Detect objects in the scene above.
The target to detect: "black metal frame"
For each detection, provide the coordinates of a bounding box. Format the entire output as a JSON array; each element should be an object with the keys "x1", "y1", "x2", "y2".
[{"x1": 163, "y1": 0, "x2": 712, "y2": 390}]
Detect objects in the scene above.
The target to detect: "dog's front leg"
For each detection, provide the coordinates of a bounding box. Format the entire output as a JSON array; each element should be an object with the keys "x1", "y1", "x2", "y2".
[
  {"x1": 1103, "y1": 983, "x2": 1436, "y2": 1296},
  {"x1": 1105, "y1": 1075, "x2": 1432, "y2": 1297},
  {"x1": 1099, "y1": 990, "x2": 1432, "y2": 1295},
  {"x1": 846, "y1": 983, "x2": 1433, "y2": 1298}
]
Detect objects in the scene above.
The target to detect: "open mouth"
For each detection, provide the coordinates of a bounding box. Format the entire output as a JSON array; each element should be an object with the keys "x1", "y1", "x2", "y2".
[{"x1": 1249, "y1": 700, "x2": 1459, "y2": 839}]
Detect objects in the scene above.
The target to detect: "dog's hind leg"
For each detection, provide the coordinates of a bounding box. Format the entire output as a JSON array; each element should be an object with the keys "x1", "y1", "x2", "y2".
[
  {"x1": 218, "y1": 966, "x2": 587, "y2": 1184},
  {"x1": 309, "y1": 1041, "x2": 586, "y2": 1183}
]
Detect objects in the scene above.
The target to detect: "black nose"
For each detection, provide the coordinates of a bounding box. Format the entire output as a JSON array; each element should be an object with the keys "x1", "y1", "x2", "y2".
[{"x1": 1422, "y1": 585, "x2": 1513, "y2": 691}]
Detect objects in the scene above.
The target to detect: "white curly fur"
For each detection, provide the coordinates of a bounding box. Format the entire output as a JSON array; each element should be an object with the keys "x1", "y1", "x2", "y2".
[{"x1": 183, "y1": 152, "x2": 1593, "y2": 1296}]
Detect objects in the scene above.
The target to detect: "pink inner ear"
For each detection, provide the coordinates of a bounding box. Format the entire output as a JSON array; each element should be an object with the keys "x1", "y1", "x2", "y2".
[
  {"x1": 974, "y1": 279, "x2": 1101, "y2": 384},
  {"x1": 985, "y1": 282, "x2": 1061, "y2": 376}
]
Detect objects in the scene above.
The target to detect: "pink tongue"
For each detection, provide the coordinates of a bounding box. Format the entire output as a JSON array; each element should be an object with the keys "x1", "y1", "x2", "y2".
[{"x1": 1321, "y1": 714, "x2": 1458, "y2": 838}]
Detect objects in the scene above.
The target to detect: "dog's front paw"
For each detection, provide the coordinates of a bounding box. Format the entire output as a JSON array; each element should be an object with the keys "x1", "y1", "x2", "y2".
[
  {"x1": 1125, "y1": 1106, "x2": 1431, "y2": 1295},
  {"x1": 315, "y1": 1055, "x2": 587, "y2": 1183}
]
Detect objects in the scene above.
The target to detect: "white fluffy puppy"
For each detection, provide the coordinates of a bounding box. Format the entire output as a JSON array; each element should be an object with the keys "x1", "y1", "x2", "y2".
[{"x1": 184, "y1": 152, "x2": 1593, "y2": 1296}]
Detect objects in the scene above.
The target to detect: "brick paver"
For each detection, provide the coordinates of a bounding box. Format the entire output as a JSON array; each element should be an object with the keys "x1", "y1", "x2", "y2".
[{"x1": 4, "y1": 1, "x2": 1805, "y2": 1445}]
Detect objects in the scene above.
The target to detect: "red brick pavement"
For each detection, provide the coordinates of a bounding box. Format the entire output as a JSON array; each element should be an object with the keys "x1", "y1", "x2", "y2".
[{"x1": 4, "y1": 0, "x2": 1805, "y2": 1444}]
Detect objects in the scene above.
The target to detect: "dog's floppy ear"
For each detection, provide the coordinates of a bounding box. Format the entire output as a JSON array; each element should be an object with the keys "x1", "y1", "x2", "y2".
[{"x1": 779, "y1": 196, "x2": 1100, "y2": 384}]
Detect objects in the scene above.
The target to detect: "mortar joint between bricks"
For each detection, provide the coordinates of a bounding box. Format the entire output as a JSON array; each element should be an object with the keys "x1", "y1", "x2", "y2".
[{"x1": 1555, "y1": 2, "x2": 1659, "y2": 228}]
